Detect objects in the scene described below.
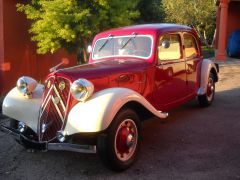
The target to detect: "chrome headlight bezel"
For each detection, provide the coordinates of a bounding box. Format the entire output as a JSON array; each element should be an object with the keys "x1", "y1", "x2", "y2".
[
  {"x1": 16, "y1": 76, "x2": 37, "y2": 96},
  {"x1": 70, "y1": 79, "x2": 94, "y2": 102}
]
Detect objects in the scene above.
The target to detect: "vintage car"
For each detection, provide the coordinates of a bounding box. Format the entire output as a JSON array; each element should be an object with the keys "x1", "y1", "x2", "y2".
[{"x1": 0, "y1": 24, "x2": 219, "y2": 171}]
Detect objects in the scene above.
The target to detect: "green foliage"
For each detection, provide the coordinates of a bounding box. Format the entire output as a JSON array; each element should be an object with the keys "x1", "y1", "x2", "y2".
[
  {"x1": 202, "y1": 46, "x2": 215, "y2": 58},
  {"x1": 162, "y1": 0, "x2": 216, "y2": 44},
  {"x1": 17, "y1": 0, "x2": 217, "y2": 61},
  {"x1": 137, "y1": 0, "x2": 165, "y2": 23},
  {"x1": 17, "y1": 0, "x2": 139, "y2": 59}
]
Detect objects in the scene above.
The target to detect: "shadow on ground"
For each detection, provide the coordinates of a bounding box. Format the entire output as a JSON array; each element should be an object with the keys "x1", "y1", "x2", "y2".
[{"x1": 0, "y1": 87, "x2": 240, "y2": 179}]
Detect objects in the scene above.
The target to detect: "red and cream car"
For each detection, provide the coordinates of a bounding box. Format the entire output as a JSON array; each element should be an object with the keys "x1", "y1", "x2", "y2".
[{"x1": 1, "y1": 24, "x2": 219, "y2": 171}]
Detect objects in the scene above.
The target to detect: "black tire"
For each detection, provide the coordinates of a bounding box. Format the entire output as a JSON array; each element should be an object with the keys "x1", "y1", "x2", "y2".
[
  {"x1": 198, "y1": 72, "x2": 215, "y2": 107},
  {"x1": 97, "y1": 108, "x2": 141, "y2": 171},
  {"x1": 9, "y1": 119, "x2": 19, "y2": 129}
]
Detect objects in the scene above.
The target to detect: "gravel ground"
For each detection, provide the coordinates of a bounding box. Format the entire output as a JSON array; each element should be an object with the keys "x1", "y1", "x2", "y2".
[{"x1": 0, "y1": 61, "x2": 240, "y2": 180}]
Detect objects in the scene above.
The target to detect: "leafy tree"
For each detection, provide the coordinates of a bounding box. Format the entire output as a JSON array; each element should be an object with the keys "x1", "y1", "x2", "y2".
[
  {"x1": 162, "y1": 0, "x2": 216, "y2": 46},
  {"x1": 17, "y1": 0, "x2": 139, "y2": 63},
  {"x1": 137, "y1": 0, "x2": 165, "y2": 23}
]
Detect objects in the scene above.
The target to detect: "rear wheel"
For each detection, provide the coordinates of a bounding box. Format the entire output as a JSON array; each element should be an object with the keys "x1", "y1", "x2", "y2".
[
  {"x1": 198, "y1": 73, "x2": 215, "y2": 107},
  {"x1": 97, "y1": 108, "x2": 141, "y2": 171}
]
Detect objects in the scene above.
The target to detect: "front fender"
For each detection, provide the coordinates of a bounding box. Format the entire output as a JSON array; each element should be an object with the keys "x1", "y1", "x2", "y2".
[
  {"x1": 2, "y1": 84, "x2": 44, "y2": 133},
  {"x1": 65, "y1": 88, "x2": 168, "y2": 134},
  {"x1": 197, "y1": 59, "x2": 218, "y2": 95}
]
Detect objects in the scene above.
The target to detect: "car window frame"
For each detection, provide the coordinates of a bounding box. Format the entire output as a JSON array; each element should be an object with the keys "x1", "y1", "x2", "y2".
[
  {"x1": 157, "y1": 32, "x2": 183, "y2": 64},
  {"x1": 91, "y1": 35, "x2": 154, "y2": 61},
  {"x1": 183, "y1": 32, "x2": 200, "y2": 59}
]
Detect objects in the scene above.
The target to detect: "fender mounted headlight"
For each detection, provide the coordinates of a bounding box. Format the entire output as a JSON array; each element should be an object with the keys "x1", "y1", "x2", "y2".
[
  {"x1": 16, "y1": 76, "x2": 37, "y2": 97},
  {"x1": 70, "y1": 79, "x2": 94, "y2": 102}
]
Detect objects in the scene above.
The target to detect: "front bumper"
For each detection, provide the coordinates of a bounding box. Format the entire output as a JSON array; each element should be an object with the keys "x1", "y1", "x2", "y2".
[{"x1": 0, "y1": 124, "x2": 96, "y2": 154}]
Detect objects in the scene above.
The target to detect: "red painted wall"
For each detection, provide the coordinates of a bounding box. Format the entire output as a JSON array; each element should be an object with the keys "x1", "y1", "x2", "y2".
[
  {"x1": 0, "y1": 0, "x2": 77, "y2": 95},
  {"x1": 227, "y1": 1, "x2": 240, "y2": 38},
  {"x1": 215, "y1": 1, "x2": 240, "y2": 50},
  {"x1": 0, "y1": 0, "x2": 4, "y2": 94}
]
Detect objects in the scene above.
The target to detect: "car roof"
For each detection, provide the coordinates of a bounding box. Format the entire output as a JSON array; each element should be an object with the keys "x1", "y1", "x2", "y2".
[
  {"x1": 114, "y1": 23, "x2": 191, "y2": 31},
  {"x1": 96, "y1": 23, "x2": 192, "y2": 37}
]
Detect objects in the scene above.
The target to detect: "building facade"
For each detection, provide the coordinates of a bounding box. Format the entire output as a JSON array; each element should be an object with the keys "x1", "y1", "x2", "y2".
[
  {"x1": 215, "y1": 0, "x2": 240, "y2": 60},
  {"x1": 0, "y1": 0, "x2": 77, "y2": 95}
]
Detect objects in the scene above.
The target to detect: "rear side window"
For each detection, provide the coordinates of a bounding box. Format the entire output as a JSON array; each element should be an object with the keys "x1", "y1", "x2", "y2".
[
  {"x1": 183, "y1": 34, "x2": 198, "y2": 58},
  {"x1": 158, "y1": 34, "x2": 182, "y2": 61}
]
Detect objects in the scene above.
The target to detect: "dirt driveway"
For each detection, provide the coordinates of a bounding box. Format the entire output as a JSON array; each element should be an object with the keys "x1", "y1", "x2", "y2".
[{"x1": 0, "y1": 61, "x2": 240, "y2": 179}]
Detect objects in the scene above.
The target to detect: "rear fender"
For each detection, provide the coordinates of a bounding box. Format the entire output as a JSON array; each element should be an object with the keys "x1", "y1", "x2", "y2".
[{"x1": 197, "y1": 59, "x2": 218, "y2": 96}]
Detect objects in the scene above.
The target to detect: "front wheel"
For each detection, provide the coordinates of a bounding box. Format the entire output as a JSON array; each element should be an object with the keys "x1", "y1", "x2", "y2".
[
  {"x1": 9, "y1": 119, "x2": 19, "y2": 129},
  {"x1": 198, "y1": 73, "x2": 215, "y2": 107},
  {"x1": 97, "y1": 108, "x2": 141, "y2": 171}
]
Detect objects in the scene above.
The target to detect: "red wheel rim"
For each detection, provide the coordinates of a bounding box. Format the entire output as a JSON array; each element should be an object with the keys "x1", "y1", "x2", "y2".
[
  {"x1": 114, "y1": 119, "x2": 138, "y2": 161},
  {"x1": 207, "y1": 77, "x2": 214, "y2": 101}
]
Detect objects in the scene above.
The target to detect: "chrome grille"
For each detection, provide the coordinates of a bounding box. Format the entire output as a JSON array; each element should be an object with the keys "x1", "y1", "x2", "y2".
[{"x1": 38, "y1": 76, "x2": 71, "y2": 141}]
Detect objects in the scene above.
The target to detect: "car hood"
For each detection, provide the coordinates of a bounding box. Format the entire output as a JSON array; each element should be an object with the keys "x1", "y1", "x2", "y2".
[{"x1": 55, "y1": 59, "x2": 149, "y2": 81}]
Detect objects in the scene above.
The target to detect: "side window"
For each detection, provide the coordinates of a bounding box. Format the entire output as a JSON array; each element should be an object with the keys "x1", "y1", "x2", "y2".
[
  {"x1": 158, "y1": 34, "x2": 182, "y2": 62},
  {"x1": 184, "y1": 34, "x2": 198, "y2": 58}
]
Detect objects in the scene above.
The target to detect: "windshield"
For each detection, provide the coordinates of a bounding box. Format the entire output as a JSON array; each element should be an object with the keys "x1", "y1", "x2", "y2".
[{"x1": 92, "y1": 35, "x2": 153, "y2": 60}]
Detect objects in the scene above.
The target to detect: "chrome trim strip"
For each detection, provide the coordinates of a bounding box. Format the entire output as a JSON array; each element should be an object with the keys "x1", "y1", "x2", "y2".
[
  {"x1": 51, "y1": 96, "x2": 64, "y2": 122},
  {"x1": 62, "y1": 84, "x2": 72, "y2": 129},
  {"x1": 42, "y1": 84, "x2": 54, "y2": 107},
  {"x1": 48, "y1": 143, "x2": 97, "y2": 154},
  {"x1": 39, "y1": 94, "x2": 51, "y2": 117},
  {"x1": 53, "y1": 85, "x2": 66, "y2": 112},
  {"x1": 38, "y1": 93, "x2": 52, "y2": 141},
  {"x1": 38, "y1": 77, "x2": 55, "y2": 141}
]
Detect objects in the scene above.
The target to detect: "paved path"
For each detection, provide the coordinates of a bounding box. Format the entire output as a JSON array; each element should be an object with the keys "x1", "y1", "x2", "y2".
[{"x1": 0, "y1": 62, "x2": 240, "y2": 179}]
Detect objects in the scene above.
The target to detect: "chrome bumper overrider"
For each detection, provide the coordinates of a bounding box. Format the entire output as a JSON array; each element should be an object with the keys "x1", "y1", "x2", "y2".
[{"x1": 0, "y1": 124, "x2": 96, "y2": 154}]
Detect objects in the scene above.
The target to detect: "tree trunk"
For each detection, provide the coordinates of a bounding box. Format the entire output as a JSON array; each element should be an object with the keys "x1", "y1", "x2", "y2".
[
  {"x1": 82, "y1": 38, "x2": 89, "y2": 63},
  {"x1": 194, "y1": 26, "x2": 210, "y2": 48},
  {"x1": 203, "y1": 30, "x2": 210, "y2": 48},
  {"x1": 83, "y1": 48, "x2": 88, "y2": 63},
  {"x1": 77, "y1": 38, "x2": 89, "y2": 64},
  {"x1": 211, "y1": 29, "x2": 216, "y2": 48}
]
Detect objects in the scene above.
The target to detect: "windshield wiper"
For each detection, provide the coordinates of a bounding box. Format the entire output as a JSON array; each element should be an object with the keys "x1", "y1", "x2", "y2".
[
  {"x1": 120, "y1": 32, "x2": 137, "y2": 49},
  {"x1": 98, "y1": 34, "x2": 113, "y2": 52}
]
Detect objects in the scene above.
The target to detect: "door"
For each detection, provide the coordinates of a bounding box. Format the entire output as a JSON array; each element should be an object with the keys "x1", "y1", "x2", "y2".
[
  {"x1": 153, "y1": 33, "x2": 187, "y2": 110},
  {"x1": 183, "y1": 33, "x2": 202, "y2": 94}
]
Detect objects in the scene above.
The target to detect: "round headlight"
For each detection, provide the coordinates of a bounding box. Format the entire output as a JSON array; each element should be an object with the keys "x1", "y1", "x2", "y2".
[
  {"x1": 17, "y1": 78, "x2": 28, "y2": 94},
  {"x1": 70, "y1": 79, "x2": 94, "y2": 102},
  {"x1": 16, "y1": 76, "x2": 37, "y2": 95}
]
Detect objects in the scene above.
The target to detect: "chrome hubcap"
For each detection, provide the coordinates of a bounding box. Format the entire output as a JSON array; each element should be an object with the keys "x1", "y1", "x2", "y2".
[
  {"x1": 126, "y1": 134, "x2": 134, "y2": 147},
  {"x1": 114, "y1": 119, "x2": 138, "y2": 161},
  {"x1": 207, "y1": 77, "x2": 214, "y2": 101}
]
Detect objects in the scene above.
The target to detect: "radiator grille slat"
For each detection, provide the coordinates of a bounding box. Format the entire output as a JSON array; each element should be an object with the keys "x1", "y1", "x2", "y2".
[{"x1": 38, "y1": 76, "x2": 71, "y2": 141}]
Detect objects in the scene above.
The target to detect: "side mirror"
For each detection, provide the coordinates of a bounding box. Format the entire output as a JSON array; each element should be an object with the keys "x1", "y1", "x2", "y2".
[
  {"x1": 162, "y1": 40, "x2": 170, "y2": 49},
  {"x1": 87, "y1": 45, "x2": 92, "y2": 53}
]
